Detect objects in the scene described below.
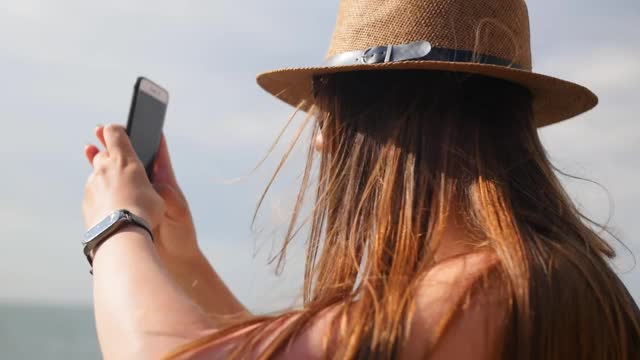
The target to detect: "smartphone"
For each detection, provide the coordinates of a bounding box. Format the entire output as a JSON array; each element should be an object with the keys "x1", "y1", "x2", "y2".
[{"x1": 125, "y1": 77, "x2": 169, "y2": 181}]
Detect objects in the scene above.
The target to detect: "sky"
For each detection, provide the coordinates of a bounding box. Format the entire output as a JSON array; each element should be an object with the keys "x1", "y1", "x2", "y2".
[{"x1": 0, "y1": 0, "x2": 638, "y2": 313}]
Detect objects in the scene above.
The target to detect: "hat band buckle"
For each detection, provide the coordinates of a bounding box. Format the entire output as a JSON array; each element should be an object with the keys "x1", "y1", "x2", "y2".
[{"x1": 324, "y1": 40, "x2": 523, "y2": 69}]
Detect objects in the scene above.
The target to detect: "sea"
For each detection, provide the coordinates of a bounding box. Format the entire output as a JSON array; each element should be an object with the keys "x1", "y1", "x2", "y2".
[{"x1": 0, "y1": 303, "x2": 101, "y2": 359}]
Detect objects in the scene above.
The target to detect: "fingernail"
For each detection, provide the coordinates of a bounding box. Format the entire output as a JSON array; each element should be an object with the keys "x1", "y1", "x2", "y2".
[{"x1": 96, "y1": 123, "x2": 103, "y2": 128}]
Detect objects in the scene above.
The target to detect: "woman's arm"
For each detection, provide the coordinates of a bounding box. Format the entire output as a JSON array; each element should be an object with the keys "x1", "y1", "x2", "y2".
[
  {"x1": 92, "y1": 226, "x2": 215, "y2": 360},
  {"x1": 83, "y1": 124, "x2": 218, "y2": 359}
]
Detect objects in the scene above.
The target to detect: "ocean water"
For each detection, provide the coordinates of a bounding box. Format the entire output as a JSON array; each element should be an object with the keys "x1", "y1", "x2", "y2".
[{"x1": 0, "y1": 303, "x2": 101, "y2": 359}]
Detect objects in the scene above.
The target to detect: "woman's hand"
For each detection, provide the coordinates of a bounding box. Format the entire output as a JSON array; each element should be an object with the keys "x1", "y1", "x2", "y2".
[
  {"x1": 83, "y1": 124, "x2": 164, "y2": 232},
  {"x1": 84, "y1": 125, "x2": 249, "y2": 323},
  {"x1": 84, "y1": 125, "x2": 201, "y2": 261}
]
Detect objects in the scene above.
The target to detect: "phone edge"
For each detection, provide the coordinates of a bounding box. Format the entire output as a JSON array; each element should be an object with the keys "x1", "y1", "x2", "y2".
[{"x1": 125, "y1": 77, "x2": 144, "y2": 136}]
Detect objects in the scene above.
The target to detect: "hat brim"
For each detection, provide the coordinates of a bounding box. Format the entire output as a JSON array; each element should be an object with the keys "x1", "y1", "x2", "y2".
[{"x1": 256, "y1": 61, "x2": 597, "y2": 128}]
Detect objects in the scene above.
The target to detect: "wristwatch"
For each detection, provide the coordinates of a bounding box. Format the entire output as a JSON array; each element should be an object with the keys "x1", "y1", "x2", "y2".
[{"x1": 82, "y1": 209, "x2": 154, "y2": 273}]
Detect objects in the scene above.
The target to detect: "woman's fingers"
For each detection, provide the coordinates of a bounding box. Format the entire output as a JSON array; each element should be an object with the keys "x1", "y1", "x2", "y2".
[
  {"x1": 152, "y1": 134, "x2": 177, "y2": 185},
  {"x1": 87, "y1": 124, "x2": 134, "y2": 168},
  {"x1": 91, "y1": 150, "x2": 109, "y2": 169},
  {"x1": 95, "y1": 125, "x2": 106, "y2": 148},
  {"x1": 156, "y1": 135, "x2": 171, "y2": 167},
  {"x1": 85, "y1": 144, "x2": 100, "y2": 166},
  {"x1": 102, "y1": 124, "x2": 135, "y2": 158}
]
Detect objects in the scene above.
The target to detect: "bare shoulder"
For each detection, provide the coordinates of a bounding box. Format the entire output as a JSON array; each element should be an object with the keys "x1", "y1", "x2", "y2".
[
  {"x1": 405, "y1": 251, "x2": 507, "y2": 359},
  {"x1": 183, "y1": 251, "x2": 506, "y2": 360}
]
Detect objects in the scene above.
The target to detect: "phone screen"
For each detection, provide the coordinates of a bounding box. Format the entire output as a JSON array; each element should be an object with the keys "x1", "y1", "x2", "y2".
[{"x1": 127, "y1": 78, "x2": 168, "y2": 179}]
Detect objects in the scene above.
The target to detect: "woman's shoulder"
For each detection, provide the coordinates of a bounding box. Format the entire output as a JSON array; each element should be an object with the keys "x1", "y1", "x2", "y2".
[
  {"x1": 405, "y1": 250, "x2": 507, "y2": 359},
  {"x1": 421, "y1": 250, "x2": 499, "y2": 283},
  {"x1": 184, "y1": 250, "x2": 506, "y2": 360},
  {"x1": 415, "y1": 250, "x2": 502, "y2": 306}
]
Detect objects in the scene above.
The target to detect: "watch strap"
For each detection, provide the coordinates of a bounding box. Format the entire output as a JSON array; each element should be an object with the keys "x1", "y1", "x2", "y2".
[{"x1": 83, "y1": 209, "x2": 154, "y2": 274}]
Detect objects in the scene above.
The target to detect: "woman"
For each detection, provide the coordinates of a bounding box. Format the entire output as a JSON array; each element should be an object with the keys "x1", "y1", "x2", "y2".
[{"x1": 82, "y1": 0, "x2": 640, "y2": 359}]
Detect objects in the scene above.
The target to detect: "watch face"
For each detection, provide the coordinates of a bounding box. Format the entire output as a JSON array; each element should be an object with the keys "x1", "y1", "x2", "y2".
[{"x1": 82, "y1": 210, "x2": 123, "y2": 245}]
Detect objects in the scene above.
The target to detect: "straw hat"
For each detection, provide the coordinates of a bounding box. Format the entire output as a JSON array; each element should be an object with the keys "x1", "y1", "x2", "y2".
[{"x1": 256, "y1": 0, "x2": 598, "y2": 127}]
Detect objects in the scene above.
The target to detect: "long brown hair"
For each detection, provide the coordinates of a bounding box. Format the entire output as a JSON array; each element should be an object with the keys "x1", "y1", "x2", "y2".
[{"x1": 165, "y1": 70, "x2": 640, "y2": 359}]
